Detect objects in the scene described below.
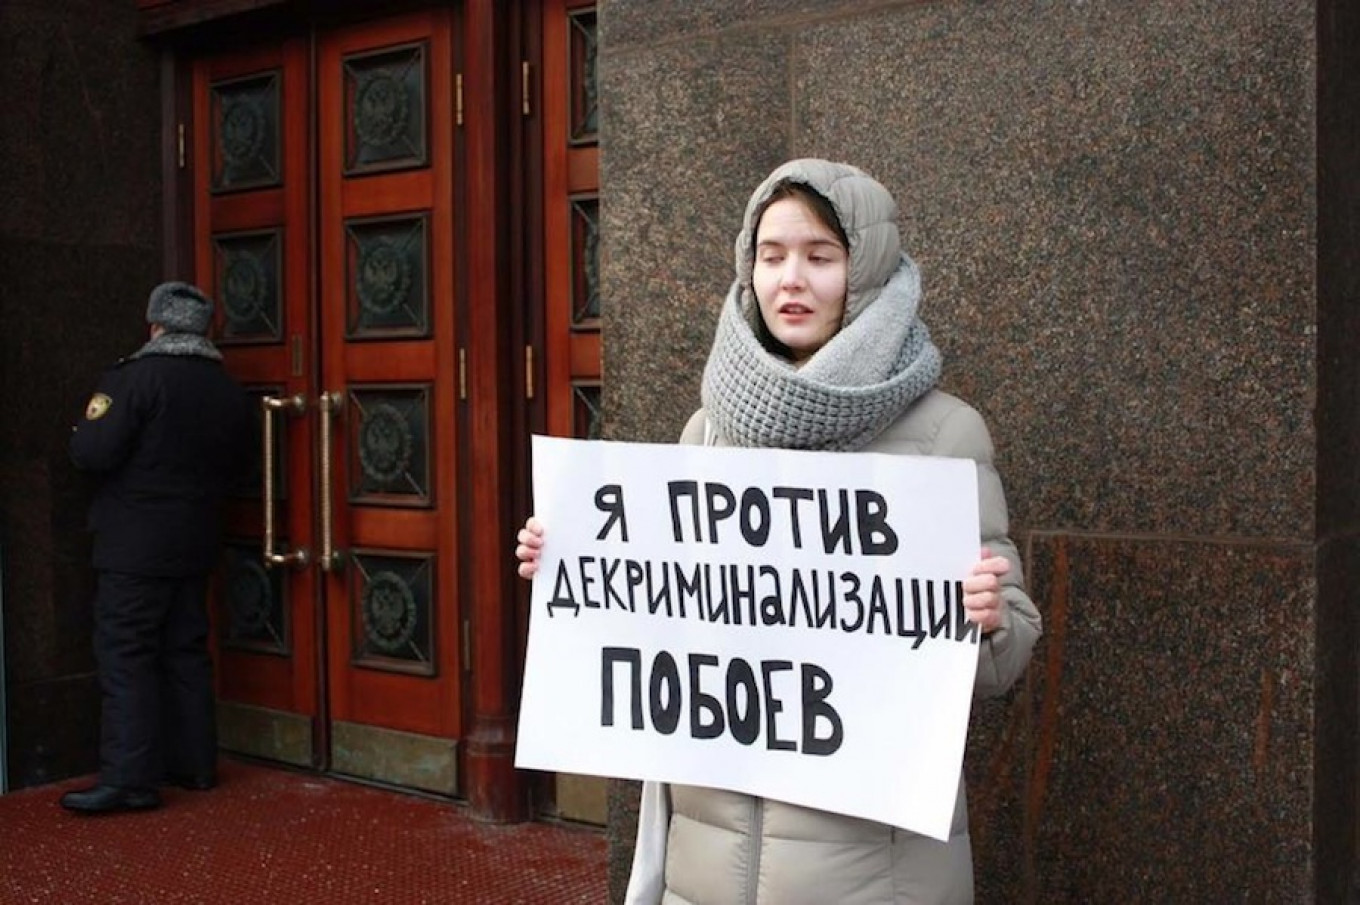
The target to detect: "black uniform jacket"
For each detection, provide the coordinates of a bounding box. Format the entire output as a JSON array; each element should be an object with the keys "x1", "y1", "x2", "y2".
[{"x1": 70, "y1": 353, "x2": 255, "y2": 576}]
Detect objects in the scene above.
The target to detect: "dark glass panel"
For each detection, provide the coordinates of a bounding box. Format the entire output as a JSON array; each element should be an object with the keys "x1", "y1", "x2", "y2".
[
  {"x1": 210, "y1": 72, "x2": 281, "y2": 192},
  {"x1": 214, "y1": 230, "x2": 283, "y2": 344},
  {"x1": 344, "y1": 215, "x2": 430, "y2": 339},
  {"x1": 343, "y1": 43, "x2": 428, "y2": 174},
  {"x1": 571, "y1": 197, "x2": 600, "y2": 323},
  {"x1": 348, "y1": 386, "x2": 432, "y2": 505},
  {"x1": 351, "y1": 551, "x2": 435, "y2": 674},
  {"x1": 221, "y1": 541, "x2": 288, "y2": 654},
  {"x1": 572, "y1": 383, "x2": 602, "y2": 440},
  {"x1": 568, "y1": 9, "x2": 598, "y2": 143}
]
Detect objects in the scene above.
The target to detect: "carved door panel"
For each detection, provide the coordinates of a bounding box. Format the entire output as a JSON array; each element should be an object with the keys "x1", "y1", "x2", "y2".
[
  {"x1": 193, "y1": 38, "x2": 321, "y2": 769},
  {"x1": 315, "y1": 9, "x2": 463, "y2": 792},
  {"x1": 539, "y1": 0, "x2": 604, "y2": 824},
  {"x1": 193, "y1": 9, "x2": 464, "y2": 795}
]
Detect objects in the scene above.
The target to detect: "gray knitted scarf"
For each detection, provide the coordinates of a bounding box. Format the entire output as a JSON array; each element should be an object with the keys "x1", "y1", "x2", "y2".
[
  {"x1": 701, "y1": 253, "x2": 941, "y2": 451},
  {"x1": 129, "y1": 332, "x2": 223, "y2": 361}
]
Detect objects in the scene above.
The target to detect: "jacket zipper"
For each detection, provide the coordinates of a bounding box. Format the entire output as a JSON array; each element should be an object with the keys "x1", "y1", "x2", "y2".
[{"x1": 745, "y1": 797, "x2": 764, "y2": 904}]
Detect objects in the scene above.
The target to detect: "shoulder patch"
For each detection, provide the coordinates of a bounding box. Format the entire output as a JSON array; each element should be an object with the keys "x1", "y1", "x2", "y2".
[{"x1": 85, "y1": 393, "x2": 113, "y2": 420}]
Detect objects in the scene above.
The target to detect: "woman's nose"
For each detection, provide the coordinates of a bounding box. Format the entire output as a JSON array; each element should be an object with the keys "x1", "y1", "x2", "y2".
[{"x1": 779, "y1": 257, "x2": 806, "y2": 288}]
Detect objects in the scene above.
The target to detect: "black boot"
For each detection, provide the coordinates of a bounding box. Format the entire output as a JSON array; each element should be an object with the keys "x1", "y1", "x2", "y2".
[{"x1": 60, "y1": 784, "x2": 161, "y2": 814}]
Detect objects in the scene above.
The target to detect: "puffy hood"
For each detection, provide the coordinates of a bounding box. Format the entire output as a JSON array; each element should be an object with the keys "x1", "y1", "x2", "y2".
[
  {"x1": 733, "y1": 158, "x2": 902, "y2": 326},
  {"x1": 703, "y1": 159, "x2": 941, "y2": 450}
]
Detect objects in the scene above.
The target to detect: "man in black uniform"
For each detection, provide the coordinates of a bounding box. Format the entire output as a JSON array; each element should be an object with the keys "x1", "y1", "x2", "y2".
[{"x1": 62, "y1": 281, "x2": 254, "y2": 814}]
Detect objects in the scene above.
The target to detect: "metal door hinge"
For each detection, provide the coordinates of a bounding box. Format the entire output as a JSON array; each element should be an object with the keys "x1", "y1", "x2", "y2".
[
  {"x1": 521, "y1": 62, "x2": 532, "y2": 117},
  {"x1": 458, "y1": 347, "x2": 467, "y2": 400},
  {"x1": 177, "y1": 123, "x2": 186, "y2": 169},
  {"x1": 525, "y1": 345, "x2": 535, "y2": 400},
  {"x1": 462, "y1": 618, "x2": 471, "y2": 668},
  {"x1": 455, "y1": 73, "x2": 464, "y2": 126}
]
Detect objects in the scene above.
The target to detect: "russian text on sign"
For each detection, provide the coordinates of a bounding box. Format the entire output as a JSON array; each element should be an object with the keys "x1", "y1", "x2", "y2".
[{"x1": 515, "y1": 435, "x2": 981, "y2": 842}]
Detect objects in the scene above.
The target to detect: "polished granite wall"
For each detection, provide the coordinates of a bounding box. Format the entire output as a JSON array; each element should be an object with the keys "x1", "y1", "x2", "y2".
[
  {"x1": 598, "y1": 0, "x2": 1355, "y2": 900},
  {"x1": 0, "y1": 0, "x2": 161, "y2": 787}
]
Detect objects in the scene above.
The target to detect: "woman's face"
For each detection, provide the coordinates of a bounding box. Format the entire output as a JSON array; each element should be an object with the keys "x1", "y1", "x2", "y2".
[{"x1": 753, "y1": 196, "x2": 849, "y2": 363}]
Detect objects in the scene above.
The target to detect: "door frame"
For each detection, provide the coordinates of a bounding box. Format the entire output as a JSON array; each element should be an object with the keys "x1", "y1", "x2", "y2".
[{"x1": 151, "y1": 0, "x2": 534, "y2": 822}]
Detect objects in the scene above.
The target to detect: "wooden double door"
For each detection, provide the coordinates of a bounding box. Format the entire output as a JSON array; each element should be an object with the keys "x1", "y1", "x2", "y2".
[{"x1": 174, "y1": 0, "x2": 601, "y2": 818}]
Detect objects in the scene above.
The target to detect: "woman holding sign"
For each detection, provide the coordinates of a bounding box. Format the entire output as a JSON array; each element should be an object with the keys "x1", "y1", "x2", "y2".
[{"x1": 516, "y1": 159, "x2": 1041, "y2": 905}]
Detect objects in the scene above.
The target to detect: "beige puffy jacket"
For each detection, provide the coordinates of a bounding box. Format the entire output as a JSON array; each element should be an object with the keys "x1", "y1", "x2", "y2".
[{"x1": 625, "y1": 390, "x2": 1042, "y2": 905}]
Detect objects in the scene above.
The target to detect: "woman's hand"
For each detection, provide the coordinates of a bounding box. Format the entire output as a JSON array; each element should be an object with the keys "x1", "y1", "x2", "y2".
[
  {"x1": 515, "y1": 516, "x2": 545, "y2": 580},
  {"x1": 962, "y1": 546, "x2": 1010, "y2": 634}
]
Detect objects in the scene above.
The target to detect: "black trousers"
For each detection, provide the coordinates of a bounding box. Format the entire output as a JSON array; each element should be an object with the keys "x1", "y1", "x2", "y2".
[{"x1": 93, "y1": 571, "x2": 217, "y2": 790}]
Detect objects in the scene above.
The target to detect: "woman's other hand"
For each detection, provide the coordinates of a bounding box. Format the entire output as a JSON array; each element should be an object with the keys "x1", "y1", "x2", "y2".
[
  {"x1": 962, "y1": 546, "x2": 1009, "y2": 634},
  {"x1": 515, "y1": 516, "x2": 545, "y2": 580}
]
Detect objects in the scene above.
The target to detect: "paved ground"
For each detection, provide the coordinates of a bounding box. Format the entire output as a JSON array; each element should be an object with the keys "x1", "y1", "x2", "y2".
[{"x1": 1, "y1": 759, "x2": 608, "y2": 904}]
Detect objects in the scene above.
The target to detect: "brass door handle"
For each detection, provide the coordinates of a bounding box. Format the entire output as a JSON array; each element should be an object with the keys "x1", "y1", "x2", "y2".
[
  {"x1": 261, "y1": 394, "x2": 311, "y2": 569},
  {"x1": 317, "y1": 390, "x2": 346, "y2": 572}
]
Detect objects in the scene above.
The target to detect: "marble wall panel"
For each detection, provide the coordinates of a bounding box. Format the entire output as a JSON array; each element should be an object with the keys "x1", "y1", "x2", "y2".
[
  {"x1": 599, "y1": 2, "x2": 1334, "y2": 895},
  {"x1": 602, "y1": 541, "x2": 1321, "y2": 901},
  {"x1": 790, "y1": 0, "x2": 1315, "y2": 540},
  {"x1": 601, "y1": 0, "x2": 864, "y2": 48},
  {"x1": 1, "y1": 462, "x2": 58, "y2": 686},
  {"x1": 0, "y1": 0, "x2": 161, "y2": 245},
  {"x1": 967, "y1": 534, "x2": 1315, "y2": 902},
  {"x1": 0, "y1": 0, "x2": 161, "y2": 790},
  {"x1": 600, "y1": 35, "x2": 791, "y2": 442}
]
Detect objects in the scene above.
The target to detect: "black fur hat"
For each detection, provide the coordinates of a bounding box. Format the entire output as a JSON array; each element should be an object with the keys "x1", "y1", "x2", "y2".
[{"x1": 146, "y1": 281, "x2": 214, "y2": 335}]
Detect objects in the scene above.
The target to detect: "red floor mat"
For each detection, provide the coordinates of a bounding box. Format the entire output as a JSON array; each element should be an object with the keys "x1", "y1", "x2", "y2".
[{"x1": 0, "y1": 760, "x2": 607, "y2": 904}]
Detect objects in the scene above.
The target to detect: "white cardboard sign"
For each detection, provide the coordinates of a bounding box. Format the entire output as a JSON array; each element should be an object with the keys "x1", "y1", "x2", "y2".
[{"x1": 514, "y1": 435, "x2": 981, "y2": 841}]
